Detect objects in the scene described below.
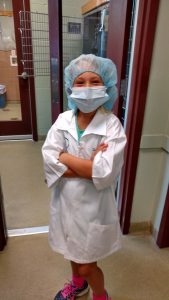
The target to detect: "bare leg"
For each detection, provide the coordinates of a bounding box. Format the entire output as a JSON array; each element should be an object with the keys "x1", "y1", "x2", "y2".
[
  {"x1": 71, "y1": 261, "x2": 80, "y2": 276},
  {"x1": 78, "y1": 262, "x2": 105, "y2": 296}
]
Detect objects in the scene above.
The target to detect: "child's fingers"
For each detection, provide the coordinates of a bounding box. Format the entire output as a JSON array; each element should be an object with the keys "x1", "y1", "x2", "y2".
[
  {"x1": 96, "y1": 143, "x2": 108, "y2": 150},
  {"x1": 99, "y1": 143, "x2": 108, "y2": 147},
  {"x1": 100, "y1": 144, "x2": 108, "y2": 151},
  {"x1": 91, "y1": 144, "x2": 108, "y2": 160}
]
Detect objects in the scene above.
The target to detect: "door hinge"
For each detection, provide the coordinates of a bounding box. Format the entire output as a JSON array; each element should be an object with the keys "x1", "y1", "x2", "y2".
[{"x1": 120, "y1": 78, "x2": 128, "y2": 97}]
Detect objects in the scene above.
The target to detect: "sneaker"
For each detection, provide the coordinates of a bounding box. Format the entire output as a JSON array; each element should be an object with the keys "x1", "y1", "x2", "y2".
[{"x1": 54, "y1": 280, "x2": 89, "y2": 300}]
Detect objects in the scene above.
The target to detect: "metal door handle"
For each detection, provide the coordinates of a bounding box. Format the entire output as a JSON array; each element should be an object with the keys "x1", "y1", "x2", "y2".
[{"x1": 17, "y1": 72, "x2": 29, "y2": 79}]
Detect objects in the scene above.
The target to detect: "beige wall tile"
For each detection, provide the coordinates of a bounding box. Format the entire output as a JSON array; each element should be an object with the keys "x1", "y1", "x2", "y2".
[{"x1": 0, "y1": 51, "x2": 20, "y2": 101}]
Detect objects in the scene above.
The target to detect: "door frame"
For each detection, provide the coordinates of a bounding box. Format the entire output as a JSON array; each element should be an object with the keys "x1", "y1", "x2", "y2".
[
  {"x1": 48, "y1": 0, "x2": 160, "y2": 235},
  {"x1": 0, "y1": 0, "x2": 37, "y2": 141},
  {"x1": 118, "y1": 0, "x2": 160, "y2": 233},
  {"x1": 157, "y1": 185, "x2": 169, "y2": 248},
  {"x1": 13, "y1": 0, "x2": 37, "y2": 141},
  {"x1": 48, "y1": 0, "x2": 63, "y2": 123},
  {"x1": 0, "y1": 177, "x2": 7, "y2": 251},
  {"x1": 107, "y1": 0, "x2": 133, "y2": 120}
]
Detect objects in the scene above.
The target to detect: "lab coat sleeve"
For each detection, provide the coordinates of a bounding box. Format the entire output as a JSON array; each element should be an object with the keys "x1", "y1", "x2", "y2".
[
  {"x1": 41, "y1": 116, "x2": 68, "y2": 188},
  {"x1": 92, "y1": 116, "x2": 127, "y2": 191}
]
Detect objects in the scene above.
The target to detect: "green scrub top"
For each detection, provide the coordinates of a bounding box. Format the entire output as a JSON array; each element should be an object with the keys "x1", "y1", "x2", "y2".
[{"x1": 75, "y1": 114, "x2": 85, "y2": 141}]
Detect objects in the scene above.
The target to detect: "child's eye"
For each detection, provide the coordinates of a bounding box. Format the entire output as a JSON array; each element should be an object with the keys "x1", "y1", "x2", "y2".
[
  {"x1": 92, "y1": 81, "x2": 100, "y2": 84},
  {"x1": 75, "y1": 80, "x2": 84, "y2": 85}
]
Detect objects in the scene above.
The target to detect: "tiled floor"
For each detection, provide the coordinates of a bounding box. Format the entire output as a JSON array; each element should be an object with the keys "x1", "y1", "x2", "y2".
[
  {"x1": 0, "y1": 140, "x2": 169, "y2": 299},
  {"x1": 0, "y1": 140, "x2": 50, "y2": 229},
  {"x1": 0, "y1": 233, "x2": 169, "y2": 300},
  {"x1": 0, "y1": 139, "x2": 169, "y2": 300},
  {"x1": 0, "y1": 102, "x2": 21, "y2": 121}
]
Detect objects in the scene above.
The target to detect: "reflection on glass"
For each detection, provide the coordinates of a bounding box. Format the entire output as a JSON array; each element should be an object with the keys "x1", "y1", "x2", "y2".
[
  {"x1": 62, "y1": 1, "x2": 109, "y2": 111},
  {"x1": 83, "y1": 6, "x2": 109, "y2": 58},
  {"x1": 0, "y1": 0, "x2": 22, "y2": 121}
]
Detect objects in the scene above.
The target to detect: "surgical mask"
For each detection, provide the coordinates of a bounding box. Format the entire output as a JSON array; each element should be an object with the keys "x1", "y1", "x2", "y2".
[{"x1": 70, "y1": 86, "x2": 109, "y2": 113}]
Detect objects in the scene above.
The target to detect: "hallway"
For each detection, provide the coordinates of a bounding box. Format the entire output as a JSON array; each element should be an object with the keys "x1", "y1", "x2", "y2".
[{"x1": 0, "y1": 233, "x2": 169, "y2": 300}]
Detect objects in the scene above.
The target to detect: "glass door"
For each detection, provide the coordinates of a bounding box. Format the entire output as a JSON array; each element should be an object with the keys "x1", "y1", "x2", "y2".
[
  {"x1": 62, "y1": 1, "x2": 109, "y2": 111},
  {"x1": 83, "y1": 5, "x2": 109, "y2": 57},
  {"x1": 48, "y1": 0, "x2": 136, "y2": 225}
]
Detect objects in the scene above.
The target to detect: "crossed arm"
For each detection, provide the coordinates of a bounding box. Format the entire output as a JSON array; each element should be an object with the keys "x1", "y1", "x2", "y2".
[{"x1": 59, "y1": 143, "x2": 108, "y2": 179}]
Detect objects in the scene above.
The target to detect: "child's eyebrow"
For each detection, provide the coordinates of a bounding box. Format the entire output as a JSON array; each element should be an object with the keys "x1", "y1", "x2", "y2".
[
  {"x1": 76, "y1": 76, "x2": 102, "y2": 81},
  {"x1": 76, "y1": 77, "x2": 84, "y2": 81},
  {"x1": 90, "y1": 76, "x2": 101, "y2": 80}
]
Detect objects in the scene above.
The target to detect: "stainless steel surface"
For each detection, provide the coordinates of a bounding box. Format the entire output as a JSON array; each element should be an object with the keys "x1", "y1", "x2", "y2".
[
  {"x1": 17, "y1": 71, "x2": 29, "y2": 79},
  {"x1": 8, "y1": 226, "x2": 49, "y2": 237},
  {"x1": 0, "y1": 135, "x2": 32, "y2": 141}
]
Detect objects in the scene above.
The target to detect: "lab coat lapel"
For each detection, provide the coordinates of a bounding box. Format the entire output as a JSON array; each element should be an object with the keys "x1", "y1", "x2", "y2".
[
  {"x1": 57, "y1": 111, "x2": 78, "y2": 141},
  {"x1": 56, "y1": 109, "x2": 107, "y2": 140},
  {"x1": 83, "y1": 109, "x2": 107, "y2": 137}
]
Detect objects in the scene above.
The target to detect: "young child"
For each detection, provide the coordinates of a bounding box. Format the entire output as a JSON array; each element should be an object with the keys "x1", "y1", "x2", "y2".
[{"x1": 42, "y1": 54, "x2": 126, "y2": 300}]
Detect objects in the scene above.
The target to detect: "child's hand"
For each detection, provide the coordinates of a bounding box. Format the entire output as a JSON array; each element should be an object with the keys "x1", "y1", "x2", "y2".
[
  {"x1": 59, "y1": 152, "x2": 68, "y2": 164},
  {"x1": 91, "y1": 143, "x2": 108, "y2": 161}
]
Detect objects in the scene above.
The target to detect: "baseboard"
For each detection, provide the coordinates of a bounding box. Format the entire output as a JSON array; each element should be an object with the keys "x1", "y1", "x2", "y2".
[
  {"x1": 7, "y1": 100, "x2": 20, "y2": 104},
  {"x1": 140, "y1": 134, "x2": 169, "y2": 153},
  {"x1": 130, "y1": 221, "x2": 152, "y2": 234},
  {"x1": 38, "y1": 135, "x2": 46, "y2": 141},
  {"x1": 0, "y1": 135, "x2": 32, "y2": 141}
]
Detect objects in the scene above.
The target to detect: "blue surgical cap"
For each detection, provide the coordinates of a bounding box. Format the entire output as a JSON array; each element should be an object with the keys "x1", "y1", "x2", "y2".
[{"x1": 64, "y1": 54, "x2": 118, "y2": 111}]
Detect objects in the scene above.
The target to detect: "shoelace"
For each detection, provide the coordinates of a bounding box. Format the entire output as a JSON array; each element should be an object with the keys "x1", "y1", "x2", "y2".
[{"x1": 61, "y1": 282, "x2": 76, "y2": 298}]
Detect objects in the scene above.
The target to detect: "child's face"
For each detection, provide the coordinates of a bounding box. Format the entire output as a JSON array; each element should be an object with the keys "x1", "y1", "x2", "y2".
[{"x1": 73, "y1": 72, "x2": 103, "y2": 88}]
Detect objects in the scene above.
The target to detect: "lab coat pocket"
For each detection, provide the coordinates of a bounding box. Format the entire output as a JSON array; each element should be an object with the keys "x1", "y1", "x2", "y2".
[{"x1": 85, "y1": 220, "x2": 121, "y2": 260}]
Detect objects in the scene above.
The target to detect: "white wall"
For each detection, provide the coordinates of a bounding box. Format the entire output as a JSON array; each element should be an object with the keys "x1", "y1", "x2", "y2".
[
  {"x1": 166, "y1": 110, "x2": 169, "y2": 135},
  {"x1": 131, "y1": 0, "x2": 169, "y2": 234},
  {"x1": 153, "y1": 152, "x2": 169, "y2": 233},
  {"x1": 62, "y1": 0, "x2": 87, "y2": 17}
]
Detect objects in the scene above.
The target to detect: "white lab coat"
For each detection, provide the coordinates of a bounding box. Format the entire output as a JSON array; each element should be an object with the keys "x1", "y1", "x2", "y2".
[{"x1": 42, "y1": 108, "x2": 126, "y2": 263}]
